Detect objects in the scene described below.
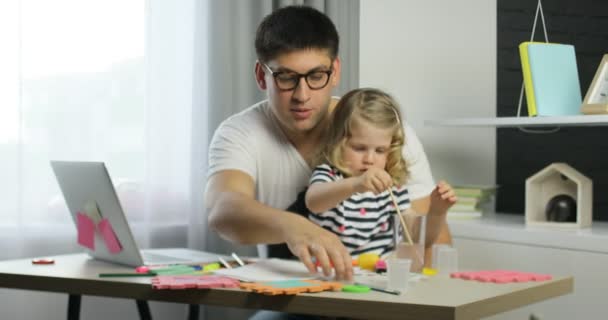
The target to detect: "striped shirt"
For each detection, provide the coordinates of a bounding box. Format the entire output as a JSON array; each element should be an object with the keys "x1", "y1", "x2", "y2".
[{"x1": 308, "y1": 164, "x2": 411, "y2": 258}]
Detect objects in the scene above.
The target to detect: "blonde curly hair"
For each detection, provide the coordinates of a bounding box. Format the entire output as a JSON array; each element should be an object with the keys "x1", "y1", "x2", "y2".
[{"x1": 315, "y1": 88, "x2": 409, "y2": 185}]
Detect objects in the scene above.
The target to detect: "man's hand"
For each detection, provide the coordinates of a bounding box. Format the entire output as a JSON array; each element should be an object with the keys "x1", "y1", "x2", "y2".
[
  {"x1": 283, "y1": 217, "x2": 353, "y2": 281},
  {"x1": 353, "y1": 168, "x2": 393, "y2": 194},
  {"x1": 207, "y1": 170, "x2": 353, "y2": 280}
]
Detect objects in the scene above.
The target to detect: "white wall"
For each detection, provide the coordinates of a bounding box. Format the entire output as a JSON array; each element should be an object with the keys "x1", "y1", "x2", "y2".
[
  {"x1": 359, "y1": 0, "x2": 496, "y2": 186},
  {"x1": 360, "y1": 4, "x2": 605, "y2": 319}
]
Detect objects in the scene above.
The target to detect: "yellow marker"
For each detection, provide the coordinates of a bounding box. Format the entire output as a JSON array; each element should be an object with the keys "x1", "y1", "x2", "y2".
[{"x1": 203, "y1": 262, "x2": 221, "y2": 272}]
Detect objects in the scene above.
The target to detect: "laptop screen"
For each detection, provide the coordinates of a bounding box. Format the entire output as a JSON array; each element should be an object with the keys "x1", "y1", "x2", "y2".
[{"x1": 51, "y1": 161, "x2": 145, "y2": 267}]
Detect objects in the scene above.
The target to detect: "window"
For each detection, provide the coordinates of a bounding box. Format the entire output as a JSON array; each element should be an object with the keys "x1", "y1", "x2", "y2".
[{"x1": 0, "y1": 0, "x2": 146, "y2": 225}]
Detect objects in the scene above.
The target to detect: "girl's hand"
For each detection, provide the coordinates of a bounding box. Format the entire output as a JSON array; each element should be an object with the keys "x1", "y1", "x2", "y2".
[
  {"x1": 429, "y1": 180, "x2": 457, "y2": 215},
  {"x1": 353, "y1": 168, "x2": 393, "y2": 194}
]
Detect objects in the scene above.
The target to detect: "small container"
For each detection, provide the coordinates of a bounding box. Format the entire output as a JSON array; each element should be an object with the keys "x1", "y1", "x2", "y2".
[
  {"x1": 394, "y1": 212, "x2": 426, "y2": 272},
  {"x1": 386, "y1": 257, "x2": 411, "y2": 293},
  {"x1": 395, "y1": 243, "x2": 425, "y2": 272},
  {"x1": 432, "y1": 244, "x2": 451, "y2": 269},
  {"x1": 436, "y1": 246, "x2": 458, "y2": 275}
]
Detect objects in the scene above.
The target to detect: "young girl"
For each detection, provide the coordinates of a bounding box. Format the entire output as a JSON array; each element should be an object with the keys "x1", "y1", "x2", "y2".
[{"x1": 305, "y1": 88, "x2": 456, "y2": 259}]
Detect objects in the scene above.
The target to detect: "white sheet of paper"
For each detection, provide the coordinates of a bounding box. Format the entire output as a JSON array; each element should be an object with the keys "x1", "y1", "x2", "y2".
[{"x1": 214, "y1": 258, "x2": 315, "y2": 282}]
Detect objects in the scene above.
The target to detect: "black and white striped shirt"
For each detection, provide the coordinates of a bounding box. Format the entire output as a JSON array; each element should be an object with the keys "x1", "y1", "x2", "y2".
[{"x1": 308, "y1": 164, "x2": 410, "y2": 258}]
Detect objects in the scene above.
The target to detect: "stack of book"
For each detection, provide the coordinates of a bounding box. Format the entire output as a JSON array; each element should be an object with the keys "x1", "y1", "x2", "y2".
[{"x1": 448, "y1": 185, "x2": 497, "y2": 219}]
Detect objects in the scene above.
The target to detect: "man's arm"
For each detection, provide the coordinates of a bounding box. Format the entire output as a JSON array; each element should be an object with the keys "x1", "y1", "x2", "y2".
[{"x1": 205, "y1": 170, "x2": 353, "y2": 280}]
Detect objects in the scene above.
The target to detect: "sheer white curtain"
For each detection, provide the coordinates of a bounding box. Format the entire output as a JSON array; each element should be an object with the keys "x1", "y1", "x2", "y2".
[
  {"x1": 0, "y1": 0, "x2": 358, "y2": 318},
  {"x1": 0, "y1": 0, "x2": 204, "y2": 319}
]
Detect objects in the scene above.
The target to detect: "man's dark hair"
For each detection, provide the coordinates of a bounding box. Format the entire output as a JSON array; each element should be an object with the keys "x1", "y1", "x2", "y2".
[{"x1": 255, "y1": 5, "x2": 339, "y2": 63}]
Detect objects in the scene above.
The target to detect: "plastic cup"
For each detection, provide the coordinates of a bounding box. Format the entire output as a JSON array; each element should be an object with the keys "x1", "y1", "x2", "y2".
[
  {"x1": 436, "y1": 246, "x2": 458, "y2": 275},
  {"x1": 395, "y1": 242, "x2": 425, "y2": 272},
  {"x1": 432, "y1": 244, "x2": 451, "y2": 269},
  {"x1": 386, "y1": 257, "x2": 411, "y2": 292},
  {"x1": 394, "y1": 213, "x2": 426, "y2": 272}
]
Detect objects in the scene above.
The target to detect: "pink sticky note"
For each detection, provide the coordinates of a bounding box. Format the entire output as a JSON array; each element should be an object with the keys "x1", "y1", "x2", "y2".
[
  {"x1": 77, "y1": 212, "x2": 95, "y2": 250},
  {"x1": 98, "y1": 218, "x2": 122, "y2": 254}
]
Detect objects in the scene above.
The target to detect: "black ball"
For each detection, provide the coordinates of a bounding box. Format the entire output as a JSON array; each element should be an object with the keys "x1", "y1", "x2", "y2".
[{"x1": 545, "y1": 194, "x2": 577, "y2": 222}]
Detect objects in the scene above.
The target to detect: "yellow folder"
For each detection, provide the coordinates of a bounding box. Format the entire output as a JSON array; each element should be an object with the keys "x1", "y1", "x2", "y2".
[{"x1": 519, "y1": 42, "x2": 538, "y2": 116}]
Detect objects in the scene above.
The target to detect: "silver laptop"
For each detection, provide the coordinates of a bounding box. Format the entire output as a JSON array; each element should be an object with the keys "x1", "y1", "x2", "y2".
[{"x1": 51, "y1": 160, "x2": 221, "y2": 267}]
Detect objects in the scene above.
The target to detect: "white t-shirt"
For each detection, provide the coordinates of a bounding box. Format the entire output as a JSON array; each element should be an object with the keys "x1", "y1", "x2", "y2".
[{"x1": 207, "y1": 99, "x2": 435, "y2": 217}]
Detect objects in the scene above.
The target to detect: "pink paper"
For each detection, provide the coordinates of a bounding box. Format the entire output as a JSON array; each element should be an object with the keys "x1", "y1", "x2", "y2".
[
  {"x1": 151, "y1": 275, "x2": 240, "y2": 290},
  {"x1": 76, "y1": 212, "x2": 95, "y2": 250},
  {"x1": 98, "y1": 218, "x2": 122, "y2": 254},
  {"x1": 450, "y1": 270, "x2": 552, "y2": 283}
]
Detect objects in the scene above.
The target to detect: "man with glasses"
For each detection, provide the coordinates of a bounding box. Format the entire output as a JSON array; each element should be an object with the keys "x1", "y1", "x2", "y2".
[{"x1": 205, "y1": 5, "x2": 450, "y2": 285}]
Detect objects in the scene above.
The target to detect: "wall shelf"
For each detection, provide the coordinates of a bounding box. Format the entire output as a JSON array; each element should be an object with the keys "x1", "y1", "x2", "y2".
[{"x1": 425, "y1": 114, "x2": 608, "y2": 128}]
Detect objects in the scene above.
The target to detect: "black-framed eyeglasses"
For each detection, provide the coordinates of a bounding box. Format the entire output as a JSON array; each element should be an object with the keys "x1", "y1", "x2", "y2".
[{"x1": 262, "y1": 63, "x2": 333, "y2": 91}]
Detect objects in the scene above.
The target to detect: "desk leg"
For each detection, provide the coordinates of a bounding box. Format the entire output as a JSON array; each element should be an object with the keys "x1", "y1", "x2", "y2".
[
  {"x1": 187, "y1": 304, "x2": 199, "y2": 320},
  {"x1": 136, "y1": 300, "x2": 152, "y2": 320},
  {"x1": 67, "y1": 296, "x2": 152, "y2": 320},
  {"x1": 67, "y1": 294, "x2": 81, "y2": 320}
]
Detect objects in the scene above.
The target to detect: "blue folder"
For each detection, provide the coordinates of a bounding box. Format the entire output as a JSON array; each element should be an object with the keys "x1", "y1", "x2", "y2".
[{"x1": 519, "y1": 42, "x2": 582, "y2": 116}]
